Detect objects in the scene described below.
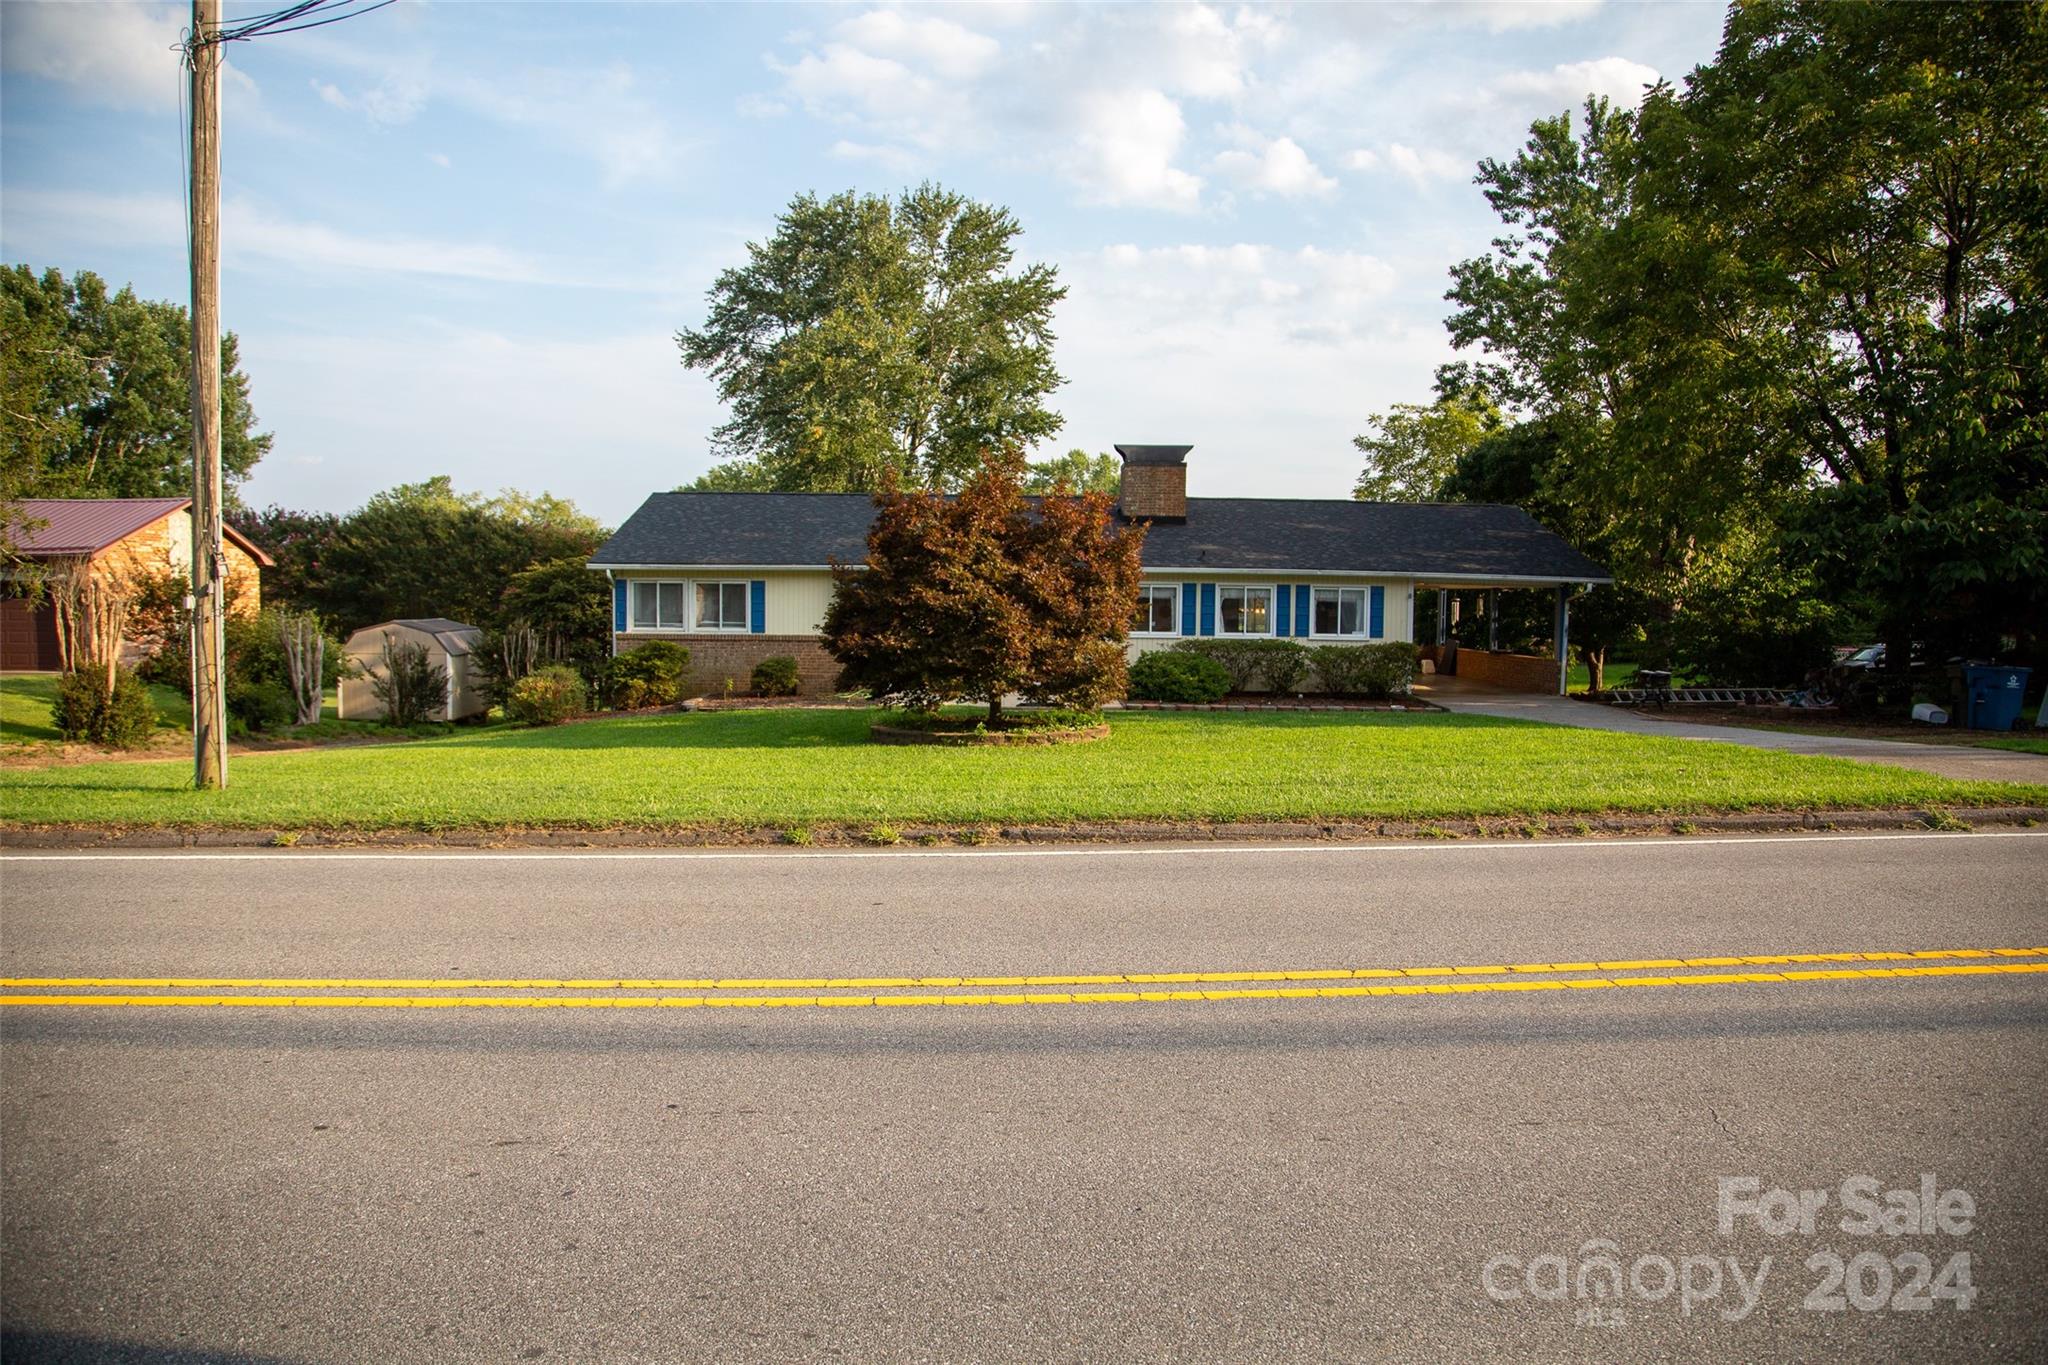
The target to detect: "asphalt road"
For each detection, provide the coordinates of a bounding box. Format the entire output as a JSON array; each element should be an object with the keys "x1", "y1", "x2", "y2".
[{"x1": 3, "y1": 832, "x2": 2046, "y2": 1363}]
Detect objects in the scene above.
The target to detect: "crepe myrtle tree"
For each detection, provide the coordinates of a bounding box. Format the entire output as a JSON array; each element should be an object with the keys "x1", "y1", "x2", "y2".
[{"x1": 822, "y1": 450, "x2": 1145, "y2": 723}]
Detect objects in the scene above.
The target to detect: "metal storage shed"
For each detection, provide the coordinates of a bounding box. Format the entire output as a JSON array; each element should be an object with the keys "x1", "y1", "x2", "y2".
[{"x1": 337, "y1": 618, "x2": 488, "y2": 722}]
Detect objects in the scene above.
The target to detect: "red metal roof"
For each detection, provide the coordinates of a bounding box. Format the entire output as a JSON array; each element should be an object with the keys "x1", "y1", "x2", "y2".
[{"x1": 5, "y1": 498, "x2": 275, "y2": 566}]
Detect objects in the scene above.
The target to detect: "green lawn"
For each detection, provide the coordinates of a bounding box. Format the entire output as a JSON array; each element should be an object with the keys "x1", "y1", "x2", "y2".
[
  {"x1": 2, "y1": 707, "x2": 2041, "y2": 832},
  {"x1": 1, "y1": 672, "x2": 188, "y2": 745},
  {"x1": 1568, "y1": 660, "x2": 1641, "y2": 694},
  {"x1": 1983, "y1": 735, "x2": 2048, "y2": 756}
]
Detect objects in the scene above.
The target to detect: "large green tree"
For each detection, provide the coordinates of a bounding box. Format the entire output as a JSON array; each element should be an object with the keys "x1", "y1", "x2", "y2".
[
  {"x1": 1, "y1": 266, "x2": 271, "y2": 509},
  {"x1": 679, "y1": 185, "x2": 1067, "y2": 493},
  {"x1": 1351, "y1": 387, "x2": 1503, "y2": 501},
  {"x1": 1023, "y1": 449, "x2": 1119, "y2": 495},
  {"x1": 1446, "y1": 1, "x2": 2047, "y2": 678}
]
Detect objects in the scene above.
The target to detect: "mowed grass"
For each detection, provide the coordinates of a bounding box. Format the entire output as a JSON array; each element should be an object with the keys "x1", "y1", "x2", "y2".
[
  {"x1": 2, "y1": 707, "x2": 2042, "y2": 832},
  {"x1": 0, "y1": 672, "x2": 187, "y2": 745}
]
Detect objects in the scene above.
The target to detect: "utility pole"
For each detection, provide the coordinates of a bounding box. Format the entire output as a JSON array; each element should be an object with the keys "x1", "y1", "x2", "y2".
[{"x1": 188, "y1": 0, "x2": 227, "y2": 790}]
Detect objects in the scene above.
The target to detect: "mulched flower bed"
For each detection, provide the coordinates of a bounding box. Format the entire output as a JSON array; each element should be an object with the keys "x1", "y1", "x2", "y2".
[
  {"x1": 869, "y1": 721, "x2": 1111, "y2": 746},
  {"x1": 682, "y1": 696, "x2": 866, "y2": 712},
  {"x1": 1117, "y1": 696, "x2": 1437, "y2": 713}
]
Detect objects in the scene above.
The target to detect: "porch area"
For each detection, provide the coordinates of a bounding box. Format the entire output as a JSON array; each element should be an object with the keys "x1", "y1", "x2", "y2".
[{"x1": 1416, "y1": 583, "x2": 1582, "y2": 696}]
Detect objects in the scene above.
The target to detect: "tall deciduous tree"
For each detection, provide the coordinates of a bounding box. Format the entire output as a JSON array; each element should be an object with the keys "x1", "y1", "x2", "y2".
[
  {"x1": 1, "y1": 266, "x2": 271, "y2": 507},
  {"x1": 1023, "y1": 449, "x2": 1119, "y2": 495},
  {"x1": 679, "y1": 186, "x2": 1067, "y2": 492},
  {"x1": 822, "y1": 451, "x2": 1143, "y2": 720},
  {"x1": 1351, "y1": 387, "x2": 1503, "y2": 501}
]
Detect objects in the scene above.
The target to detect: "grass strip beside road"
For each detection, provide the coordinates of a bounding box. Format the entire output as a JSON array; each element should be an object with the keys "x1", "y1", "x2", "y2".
[{"x1": 4, "y1": 707, "x2": 2045, "y2": 832}]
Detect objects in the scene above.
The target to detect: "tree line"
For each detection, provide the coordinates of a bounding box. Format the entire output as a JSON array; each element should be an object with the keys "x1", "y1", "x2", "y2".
[{"x1": 1353, "y1": 0, "x2": 2045, "y2": 688}]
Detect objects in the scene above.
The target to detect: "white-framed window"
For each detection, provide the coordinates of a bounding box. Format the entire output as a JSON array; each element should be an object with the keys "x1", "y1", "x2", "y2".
[
  {"x1": 1131, "y1": 583, "x2": 1179, "y2": 635},
  {"x1": 1313, "y1": 586, "x2": 1369, "y2": 638},
  {"x1": 630, "y1": 579, "x2": 689, "y2": 631},
  {"x1": 694, "y1": 580, "x2": 750, "y2": 632},
  {"x1": 1219, "y1": 585, "x2": 1272, "y2": 635}
]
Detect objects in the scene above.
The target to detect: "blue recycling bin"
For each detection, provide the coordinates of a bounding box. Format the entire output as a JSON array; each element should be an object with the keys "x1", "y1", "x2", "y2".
[{"x1": 1961, "y1": 664, "x2": 2031, "y2": 731}]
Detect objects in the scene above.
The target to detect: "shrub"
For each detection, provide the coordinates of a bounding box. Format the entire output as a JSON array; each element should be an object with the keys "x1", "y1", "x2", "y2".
[
  {"x1": 1127, "y1": 650, "x2": 1231, "y2": 703},
  {"x1": 227, "y1": 680, "x2": 295, "y2": 735},
  {"x1": 602, "y1": 641, "x2": 690, "y2": 709},
  {"x1": 368, "y1": 635, "x2": 449, "y2": 726},
  {"x1": 52, "y1": 665, "x2": 158, "y2": 748},
  {"x1": 507, "y1": 665, "x2": 586, "y2": 726},
  {"x1": 1307, "y1": 642, "x2": 1421, "y2": 698},
  {"x1": 751, "y1": 655, "x2": 802, "y2": 697},
  {"x1": 1170, "y1": 638, "x2": 1309, "y2": 693}
]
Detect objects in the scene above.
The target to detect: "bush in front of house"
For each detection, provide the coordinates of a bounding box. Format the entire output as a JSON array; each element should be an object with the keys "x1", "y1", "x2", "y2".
[
  {"x1": 1171, "y1": 638, "x2": 1310, "y2": 693},
  {"x1": 751, "y1": 655, "x2": 802, "y2": 697},
  {"x1": 52, "y1": 664, "x2": 158, "y2": 748},
  {"x1": 508, "y1": 665, "x2": 587, "y2": 726},
  {"x1": 1307, "y1": 642, "x2": 1420, "y2": 698},
  {"x1": 1127, "y1": 649, "x2": 1232, "y2": 703},
  {"x1": 602, "y1": 641, "x2": 691, "y2": 709}
]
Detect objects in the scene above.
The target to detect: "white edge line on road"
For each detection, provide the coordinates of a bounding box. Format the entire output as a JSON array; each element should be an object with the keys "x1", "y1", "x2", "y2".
[{"x1": 3, "y1": 829, "x2": 2046, "y2": 862}]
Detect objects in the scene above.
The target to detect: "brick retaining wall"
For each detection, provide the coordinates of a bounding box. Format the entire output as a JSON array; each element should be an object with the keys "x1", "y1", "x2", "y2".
[{"x1": 1451, "y1": 648, "x2": 1563, "y2": 694}]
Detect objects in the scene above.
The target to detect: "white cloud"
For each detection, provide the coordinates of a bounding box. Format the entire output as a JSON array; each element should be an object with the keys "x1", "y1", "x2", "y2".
[
  {"x1": 1056, "y1": 241, "x2": 1439, "y2": 496},
  {"x1": 832, "y1": 9, "x2": 999, "y2": 81},
  {"x1": 1345, "y1": 141, "x2": 1468, "y2": 186},
  {"x1": 769, "y1": 8, "x2": 996, "y2": 151},
  {"x1": 1212, "y1": 130, "x2": 1336, "y2": 198},
  {"x1": 0, "y1": 1, "x2": 185, "y2": 111},
  {"x1": 829, "y1": 139, "x2": 923, "y2": 175},
  {"x1": 289, "y1": 37, "x2": 688, "y2": 186},
  {"x1": 427, "y1": 152, "x2": 451, "y2": 169},
  {"x1": 0, "y1": 188, "x2": 648, "y2": 291},
  {"x1": 244, "y1": 323, "x2": 722, "y2": 526},
  {"x1": 1061, "y1": 89, "x2": 1204, "y2": 211},
  {"x1": 1494, "y1": 55, "x2": 1660, "y2": 110},
  {"x1": 1152, "y1": 4, "x2": 1281, "y2": 99}
]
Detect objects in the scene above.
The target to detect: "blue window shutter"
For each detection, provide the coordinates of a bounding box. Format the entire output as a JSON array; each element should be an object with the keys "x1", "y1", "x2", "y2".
[
  {"x1": 1199, "y1": 583, "x2": 1216, "y2": 636},
  {"x1": 1294, "y1": 584, "x2": 1311, "y2": 638},
  {"x1": 613, "y1": 581, "x2": 627, "y2": 633},
  {"x1": 749, "y1": 580, "x2": 767, "y2": 634},
  {"x1": 1369, "y1": 585, "x2": 1385, "y2": 638},
  {"x1": 1274, "y1": 584, "x2": 1291, "y2": 636},
  {"x1": 1181, "y1": 582, "x2": 1198, "y2": 636}
]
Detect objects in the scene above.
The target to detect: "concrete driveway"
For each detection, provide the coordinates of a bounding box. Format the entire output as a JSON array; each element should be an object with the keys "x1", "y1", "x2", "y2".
[{"x1": 1415, "y1": 674, "x2": 2048, "y2": 784}]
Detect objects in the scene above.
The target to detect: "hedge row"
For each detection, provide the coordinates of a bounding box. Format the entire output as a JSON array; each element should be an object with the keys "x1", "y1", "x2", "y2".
[{"x1": 1166, "y1": 639, "x2": 1420, "y2": 699}]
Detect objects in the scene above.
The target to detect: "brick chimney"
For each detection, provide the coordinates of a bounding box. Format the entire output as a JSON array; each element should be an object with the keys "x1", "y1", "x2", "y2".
[{"x1": 1115, "y1": 444, "x2": 1191, "y2": 522}]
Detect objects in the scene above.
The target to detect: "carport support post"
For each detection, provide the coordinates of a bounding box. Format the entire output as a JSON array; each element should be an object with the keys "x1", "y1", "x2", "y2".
[{"x1": 1552, "y1": 584, "x2": 1571, "y2": 696}]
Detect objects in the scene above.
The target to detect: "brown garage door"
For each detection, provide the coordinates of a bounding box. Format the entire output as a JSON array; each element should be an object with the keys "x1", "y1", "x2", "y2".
[{"x1": 1, "y1": 596, "x2": 63, "y2": 671}]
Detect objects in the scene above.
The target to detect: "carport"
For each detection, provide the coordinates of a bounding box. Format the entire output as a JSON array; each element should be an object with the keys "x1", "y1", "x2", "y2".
[{"x1": 1415, "y1": 579, "x2": 1609, "y2": 696}]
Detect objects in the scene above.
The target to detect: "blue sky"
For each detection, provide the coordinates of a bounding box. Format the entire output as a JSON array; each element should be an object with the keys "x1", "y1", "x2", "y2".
[{"x1": 1, "y1": 1, "x2": 1727, "y2": 526}]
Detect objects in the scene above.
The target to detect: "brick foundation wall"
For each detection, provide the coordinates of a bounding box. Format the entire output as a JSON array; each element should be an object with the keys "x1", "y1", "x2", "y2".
[
  {"x1": 615, "y1": 634, "x2": 841, "y2": 697},
  {"x1": 1452, "y1": 648, "x2": 1563, "y2": 694}
]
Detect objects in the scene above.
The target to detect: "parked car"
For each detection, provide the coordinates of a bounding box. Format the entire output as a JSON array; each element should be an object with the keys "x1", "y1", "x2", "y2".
[{"x1": 1836, "y1": 643, "x2": 1925, "y2": 671}]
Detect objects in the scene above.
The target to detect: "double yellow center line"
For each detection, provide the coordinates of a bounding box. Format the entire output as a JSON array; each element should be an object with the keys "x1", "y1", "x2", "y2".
[{"x1": 3, "y1": 948, "x2": 2044, "y2": 1011}]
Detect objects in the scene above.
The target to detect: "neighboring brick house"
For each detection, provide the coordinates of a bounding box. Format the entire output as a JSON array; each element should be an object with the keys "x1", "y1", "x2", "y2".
[
  {"x1": 1, "y1": 498, "x2": 271, "y2": 671},
  {"x1": 590, "y1": 446, "x2": 1610, "y2": 698}
]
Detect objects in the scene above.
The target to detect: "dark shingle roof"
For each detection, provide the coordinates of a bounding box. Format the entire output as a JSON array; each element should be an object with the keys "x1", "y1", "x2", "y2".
[{"x1": 590, "y1": 492, "x2": 1608, "y2": 582}]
